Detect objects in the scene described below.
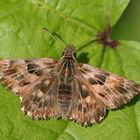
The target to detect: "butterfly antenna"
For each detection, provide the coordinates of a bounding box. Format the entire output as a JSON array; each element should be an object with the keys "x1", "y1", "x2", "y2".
[
  {"x1": 77, "y1": 37, "x2": 99, "y2": 51},
  {"x1": 43, "y1": 27, "x2": 66, "y2": 47},
  {"x1": 43, "y1": 27, "x2": 56, "y2": 41}
]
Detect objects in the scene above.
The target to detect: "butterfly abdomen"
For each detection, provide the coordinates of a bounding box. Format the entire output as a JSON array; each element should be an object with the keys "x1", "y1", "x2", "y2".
[{"x1": 58, "y1": 83, "x2": 72, "y2": 113}]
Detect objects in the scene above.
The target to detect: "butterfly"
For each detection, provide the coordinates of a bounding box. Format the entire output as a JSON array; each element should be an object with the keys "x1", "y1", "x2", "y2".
[{"x1": 0, "y1": 45, "x2": 139, "y2": 126}]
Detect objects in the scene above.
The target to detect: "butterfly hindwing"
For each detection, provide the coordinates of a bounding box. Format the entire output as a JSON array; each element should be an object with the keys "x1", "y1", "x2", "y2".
[
  {"x1": 69, "y1": 77, "x2": 106, "y2": 125},
  {"x1": 21, "y1": 77, "x2": 61, "y2": 119}
]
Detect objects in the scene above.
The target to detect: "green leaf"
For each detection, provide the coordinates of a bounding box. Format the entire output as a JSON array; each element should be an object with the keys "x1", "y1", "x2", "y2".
[{"x1": 1, "y1": 0, "x2": 140, "y2": 140}]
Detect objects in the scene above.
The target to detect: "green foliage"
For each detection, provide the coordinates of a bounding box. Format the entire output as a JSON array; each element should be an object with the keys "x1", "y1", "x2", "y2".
[{"x1": 0, "y1": 0, "x2": 140, "y2": 140}]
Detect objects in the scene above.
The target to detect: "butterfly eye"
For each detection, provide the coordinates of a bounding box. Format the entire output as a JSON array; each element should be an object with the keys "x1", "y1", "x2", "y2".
[
  {"x1": 62, "y1": 51, "x2": 65, "y2": 56},
  {"x1": 73, "y1": 52, "x2": 76, "y2": 58}
]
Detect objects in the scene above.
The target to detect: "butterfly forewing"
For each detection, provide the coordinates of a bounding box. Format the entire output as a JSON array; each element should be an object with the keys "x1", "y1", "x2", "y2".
[
  {"x1": 78, "y1": 64, "x2": 140, "y2": 109},
  {"x1": 0, "y1": 45, "x2": 140, "y2": 126},
  {"x1": 0, "y1": 58, "x2": 58, "y2": 95}
]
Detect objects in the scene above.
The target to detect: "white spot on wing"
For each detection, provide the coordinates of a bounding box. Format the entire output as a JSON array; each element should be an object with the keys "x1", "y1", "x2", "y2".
[
  {"x1": 37, "y1": 90, "x2": 43, "y2": 97},
  {"x1": 21, "y1": 107, "x2": 24, "y2": 112},
  {"x1": 45, "y1": 80, "x2": 49, "y2": 85},
  {"x1": 27, "y1": 111, "x2": 32, "y2": 117},
  {"x1": 0, "y1": 71, "x2": 4, "y2": 79},
  {"x1": 20, "y1": 96, "x2": 22, "y2": 102}
]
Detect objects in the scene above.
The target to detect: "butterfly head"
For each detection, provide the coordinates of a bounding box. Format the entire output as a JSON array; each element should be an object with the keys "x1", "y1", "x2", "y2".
[{"x1": 62, "y1": 45, "x2": 76, "y2": 60}]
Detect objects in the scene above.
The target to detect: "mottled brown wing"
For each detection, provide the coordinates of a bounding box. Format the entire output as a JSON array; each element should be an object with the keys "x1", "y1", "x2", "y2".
[
  {"x1": 0, "y1": 58, "x2": 58, "y2": 95},
  {"x1": 69, "y1": 64, "x2": 140, "y2": 125}
]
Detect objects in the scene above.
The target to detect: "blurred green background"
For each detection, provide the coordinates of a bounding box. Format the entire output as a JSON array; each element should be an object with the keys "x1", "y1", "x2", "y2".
[{"x1": 112, "y1": 0, "x2": 140, "y2": 42}]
